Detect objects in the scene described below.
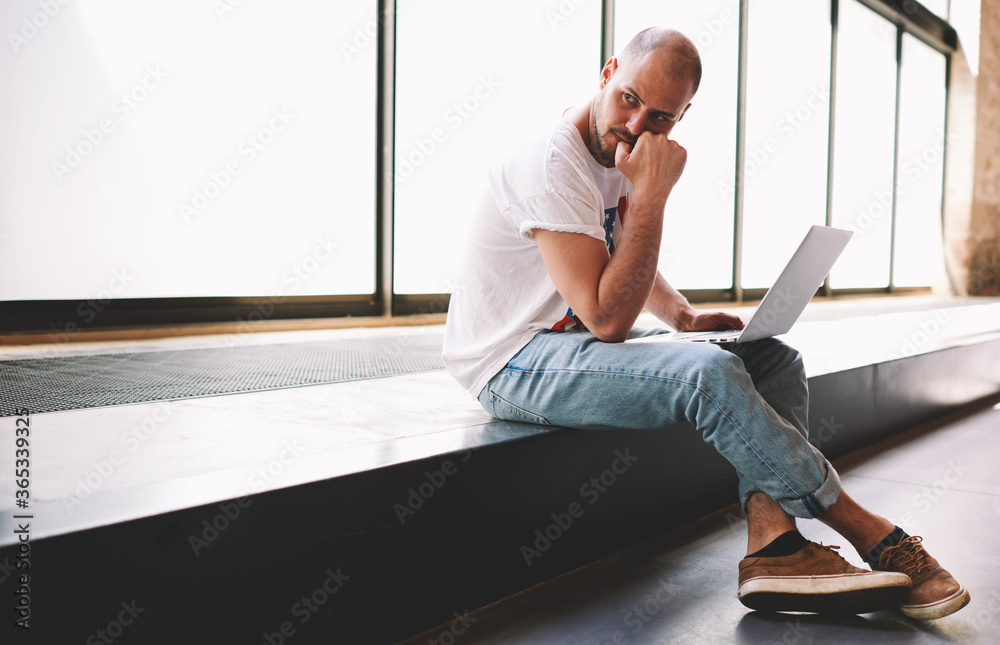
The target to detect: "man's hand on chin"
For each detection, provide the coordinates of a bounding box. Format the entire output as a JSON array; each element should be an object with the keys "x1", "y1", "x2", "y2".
[{"x1": 675, "y1": 310, "x2": 745, "y2": 333}]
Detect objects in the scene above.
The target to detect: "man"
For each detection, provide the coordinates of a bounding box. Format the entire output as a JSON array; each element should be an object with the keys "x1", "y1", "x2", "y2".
[{"x1": 442, "y1": 27, "x2": 968, "y2": 619}]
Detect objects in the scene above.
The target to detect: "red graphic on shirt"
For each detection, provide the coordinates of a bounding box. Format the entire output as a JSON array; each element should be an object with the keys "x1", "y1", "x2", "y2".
[
  {"x1": 552, "y1": 313, "x2": 580, "y2": 332},
  {"x1": 617, "y1": 194, "x2": 628, "y2": 227}
]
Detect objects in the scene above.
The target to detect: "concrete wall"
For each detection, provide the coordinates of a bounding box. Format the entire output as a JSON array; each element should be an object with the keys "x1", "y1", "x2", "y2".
[
  {"x1": 948, "y1": 0, "x2": 1000, "y2": 295},
  {"x1": 943, "y1": 36, "x2": 977, "y2": 294},
  {"x1": 968, "y1": 0, "x2": 1000, "y2": 294}
]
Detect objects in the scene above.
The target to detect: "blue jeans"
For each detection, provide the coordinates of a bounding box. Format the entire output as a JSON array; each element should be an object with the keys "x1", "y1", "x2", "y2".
[{"x1": 477, "y1": 328, "x2": 841, "y2": 519}]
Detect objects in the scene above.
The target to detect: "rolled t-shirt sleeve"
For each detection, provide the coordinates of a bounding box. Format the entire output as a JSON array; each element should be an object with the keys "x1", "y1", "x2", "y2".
[{"x1": 504, "y1": 191, "x2": 606, "y2": 243}]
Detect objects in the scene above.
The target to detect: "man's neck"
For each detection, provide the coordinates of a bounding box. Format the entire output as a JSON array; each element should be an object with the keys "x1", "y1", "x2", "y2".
[{"x1": 565, "y1": 100, "x2": 597, "y2": 162}]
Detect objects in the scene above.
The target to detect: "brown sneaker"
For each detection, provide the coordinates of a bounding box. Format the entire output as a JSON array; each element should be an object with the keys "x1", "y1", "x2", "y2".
[
  {"x1": 738, "y1": 542, "x2": 912, "y2": 614},
  {"x1": 874, "y1": 536, "x2": 971, "y2": 619}
]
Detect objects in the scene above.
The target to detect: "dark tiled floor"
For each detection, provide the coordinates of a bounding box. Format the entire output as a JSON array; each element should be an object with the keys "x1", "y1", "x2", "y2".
[{"x1": 398, "y1": 398, "x2": 1000, "y2": 645}]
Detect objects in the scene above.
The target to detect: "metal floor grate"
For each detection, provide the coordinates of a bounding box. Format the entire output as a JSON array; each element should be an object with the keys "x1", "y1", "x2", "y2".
[{"x1": 0, "y1": 335, "x2": 444, "y2": 416}]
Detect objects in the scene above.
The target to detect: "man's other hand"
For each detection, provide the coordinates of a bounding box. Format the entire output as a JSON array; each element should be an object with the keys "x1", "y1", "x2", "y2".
[{"x1": 675, "y1": 310, "x2": 745, "y2": 333}]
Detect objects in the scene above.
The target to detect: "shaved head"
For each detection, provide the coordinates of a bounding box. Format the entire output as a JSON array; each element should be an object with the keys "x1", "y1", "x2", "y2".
[
  {"x1": 574, "y1": 26, "x2": 701, "y2": 167},
  {"x1": 619, "y1": 27, "x2": 702, "y2": 96}
]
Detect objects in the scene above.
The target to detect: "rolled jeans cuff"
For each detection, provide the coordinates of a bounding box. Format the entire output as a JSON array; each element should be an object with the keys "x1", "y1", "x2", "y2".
[{"x1": 746, "y1": 458, "x2": 842, "y2": 519}]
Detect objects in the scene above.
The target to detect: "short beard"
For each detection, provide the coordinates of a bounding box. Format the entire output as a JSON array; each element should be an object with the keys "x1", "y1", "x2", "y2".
[
  {"x1": 590, "y1": 93, "x2": 616, "y2": 168},
  {"x1": 590, "y1": 92, "x2": 634, "y2": 168}
]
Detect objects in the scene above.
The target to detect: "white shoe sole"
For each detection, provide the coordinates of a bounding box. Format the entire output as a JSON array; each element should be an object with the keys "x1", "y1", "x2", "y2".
[
  {"x1": 899, "y1": 585, "x2": 971, "y2": 620},
  {"x1": 738, "y1": 571, "x2": 912, "y2": 614}
]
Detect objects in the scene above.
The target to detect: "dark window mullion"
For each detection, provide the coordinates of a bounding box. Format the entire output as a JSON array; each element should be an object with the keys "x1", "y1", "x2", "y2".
[
  {"x1": 377, "y1": 0, "x2": 396, "y2": 317},
  {"x1": 940, "y1": 50, "x2": 957, "y2": 292},
  {"x1": 823, "y1": 0, "x2": 839, "y2": 297},
  {"x1": 888, "y1": 23, "x2": 904, "y2": 292},
  {"x1": 601, "y1": 0, "x2": 615, "y2": 68},
  {"x1": 732, "y1": 0, "x2": 750, "y2": 303}
]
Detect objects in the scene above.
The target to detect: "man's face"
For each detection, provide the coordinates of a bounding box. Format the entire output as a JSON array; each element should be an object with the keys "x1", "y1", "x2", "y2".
[{"x1": 590, "y1": 54, "x2": 694, "y2": 168}]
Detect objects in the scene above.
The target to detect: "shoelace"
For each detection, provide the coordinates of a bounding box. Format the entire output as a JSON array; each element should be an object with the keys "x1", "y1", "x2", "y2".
[
  {"x1": 880, "y1": 536, "x2": 929, "y2": 577},
  {"x1": 814, "y1": 542, "x2": 848, "y2": 562}
]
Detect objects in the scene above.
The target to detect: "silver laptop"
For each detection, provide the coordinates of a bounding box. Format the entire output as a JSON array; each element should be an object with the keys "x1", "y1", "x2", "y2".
[{"x1": 626, "y1": 225, "x2": 853, "y2": 345}]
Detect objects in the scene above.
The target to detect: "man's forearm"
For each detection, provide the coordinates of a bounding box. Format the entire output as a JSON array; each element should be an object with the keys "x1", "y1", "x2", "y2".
[
  {"x1": 644, "y1": 271, "x2": 697, "y2": 330},
  {"x1": 541, "y1": 129, "x2": 688, "y2": 342},
  {"x1": 644, "y1": 272, "x2": 746, "y2": 334},
  {"x1": 588, "y1": 193, "x2": 665, "y2": 341}
]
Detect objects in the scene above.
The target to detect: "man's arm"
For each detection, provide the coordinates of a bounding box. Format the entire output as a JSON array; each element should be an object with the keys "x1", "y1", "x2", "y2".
[
  {"x1": 533, "y1": 132, "x2": 684, "y2": 343},
  {"x1": 644, "y1": 271, "x2": 745, "y2": 332},
  {"x1": 534, "y1": 130, "x2": 744, "y2": 340}
]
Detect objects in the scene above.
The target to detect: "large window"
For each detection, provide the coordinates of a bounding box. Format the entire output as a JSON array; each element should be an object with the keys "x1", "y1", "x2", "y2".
[
  {"x1": 0, "y1": 0, "x2": 958, "y2": 331},
  {"x1": 393, "y1": 0, "x2": 600, "y2": 295},
  {"x1": 741, "y1": 0, "x2": 831, "y2": 289},
  {"x1": 829, "y1": 0, "x2": 899, "y2": 289},
  {"x1": 0, "y1": 0, "x2": 377, "y2": 304},
  {"x1": 894, "y1": 33, "x2": 947, "y2": 287},
  {"x1": 615, "y1": 0, "x2": 739, "y2": 290}
]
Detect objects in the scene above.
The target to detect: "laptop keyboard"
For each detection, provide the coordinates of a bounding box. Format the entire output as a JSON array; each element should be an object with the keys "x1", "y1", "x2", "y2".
[{"x1": 675, "y1": 330, "x2": 740, "y2": 340}]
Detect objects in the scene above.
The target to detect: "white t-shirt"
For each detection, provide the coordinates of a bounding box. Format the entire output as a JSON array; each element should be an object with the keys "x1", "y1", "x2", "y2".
[{"x1": 442, "y1": 117, "x2": 632, "y2": 397}]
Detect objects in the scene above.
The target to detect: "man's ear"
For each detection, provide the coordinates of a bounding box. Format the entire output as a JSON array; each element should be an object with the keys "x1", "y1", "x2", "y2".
[
  {"x1": 677, "y1": 102, "x2": 692, "y2": 122},
  {"x1": 599, "y1": 57, "x2": 618, "y2": 89}
]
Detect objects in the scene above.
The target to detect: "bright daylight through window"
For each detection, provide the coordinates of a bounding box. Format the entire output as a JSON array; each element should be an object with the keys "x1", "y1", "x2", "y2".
[
  {"x1": 0, "y1": 0, "x2": 377, "y2": 301},
  {"x1": 0, "y1": 0, "x2": 954, "y2": 319}
]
